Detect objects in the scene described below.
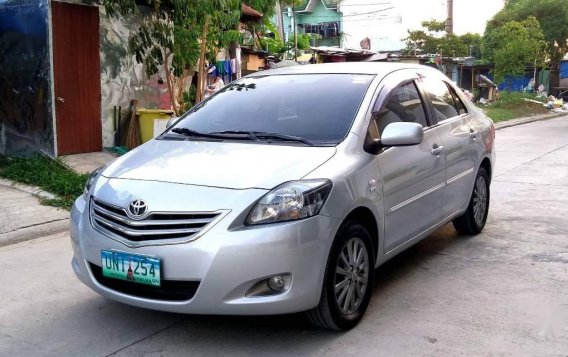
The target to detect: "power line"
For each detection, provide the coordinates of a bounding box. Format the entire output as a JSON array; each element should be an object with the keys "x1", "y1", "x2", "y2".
[{"x1": 338, "y1": 2, "x2": 392, "y2": 6}]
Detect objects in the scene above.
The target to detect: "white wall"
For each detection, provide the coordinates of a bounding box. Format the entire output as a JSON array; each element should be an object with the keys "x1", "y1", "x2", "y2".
[
  {"x1": 340, "y1": 0, "x2": 504, "y2": 52},
  {"x1": 339, "y1": 0, "x2": 405, "y2": 51}
]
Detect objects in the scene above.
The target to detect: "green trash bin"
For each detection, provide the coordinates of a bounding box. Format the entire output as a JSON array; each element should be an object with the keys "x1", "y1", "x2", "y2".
[{"x1": 136, "y1": 108, "x2": 174, "y2": 143}]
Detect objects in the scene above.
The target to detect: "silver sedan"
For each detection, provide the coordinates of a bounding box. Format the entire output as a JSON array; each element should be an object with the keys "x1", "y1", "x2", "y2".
[{"x1": 71, "y1": 63, "x2": 495, "y2": 330}]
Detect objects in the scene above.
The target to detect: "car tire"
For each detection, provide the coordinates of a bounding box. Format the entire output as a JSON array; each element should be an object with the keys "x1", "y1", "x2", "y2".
[
  {"x1": 306, "y1": 221, "x2": 375, "y2": 331},
  {"x1": 453, "y1": 167, "x2": 490, "y2": 235}
]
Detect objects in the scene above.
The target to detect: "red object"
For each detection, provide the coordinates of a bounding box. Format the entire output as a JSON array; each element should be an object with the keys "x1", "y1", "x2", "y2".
[{"x1": 242, "y1": 4, "x2": 263, "y2": 18}]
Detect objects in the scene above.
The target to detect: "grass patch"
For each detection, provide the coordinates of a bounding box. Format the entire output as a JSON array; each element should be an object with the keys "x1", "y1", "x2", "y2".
[
  {"x1": 0, "y1": 156, "x2": 88, "y2": 210},
  {"x1": 476, "y1": 91, "x2": 549, "y2": 122}
]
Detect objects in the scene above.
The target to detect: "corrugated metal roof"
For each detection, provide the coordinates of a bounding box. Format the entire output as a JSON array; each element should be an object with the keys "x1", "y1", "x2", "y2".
[{"x1": 242, "y1": 3, "x2": 263, "y2": 18}]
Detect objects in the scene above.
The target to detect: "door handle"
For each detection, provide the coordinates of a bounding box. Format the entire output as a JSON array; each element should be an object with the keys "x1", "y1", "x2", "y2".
[
  {"x1": 469, "y1": 130, "x2": 478, "y2": 139},
  {"x1": 56, "y1": 97, "x2": 65, "y2": 103},
  {"x1": 431, "y1": 144, "x2": 444, "y2": 156}
]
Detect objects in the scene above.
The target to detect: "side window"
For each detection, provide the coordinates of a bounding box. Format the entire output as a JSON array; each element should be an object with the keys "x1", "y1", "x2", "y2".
[
  {"x1": 421, "y1": 78, "x2": 460, "y2": 121},
  {"x1": 447, "y1": 85, "x2": 468, "y2": 115},
  {"x1": 367, "y1": 81, "x2": 428, "y2": 142}
]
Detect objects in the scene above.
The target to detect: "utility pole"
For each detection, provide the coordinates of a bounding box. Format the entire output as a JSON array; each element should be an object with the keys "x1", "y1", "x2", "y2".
[{"x1": 446, "y1": 0, "x2": 454, "y2": 34}]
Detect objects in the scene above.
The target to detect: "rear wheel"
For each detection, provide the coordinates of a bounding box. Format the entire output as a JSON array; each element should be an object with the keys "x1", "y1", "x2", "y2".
[
  {"x1": 306, "y1": 222, "x2": 374, "y2": 330},
  {"x1": 453, "y1": 167, "x2": 490, "y2": 235}
]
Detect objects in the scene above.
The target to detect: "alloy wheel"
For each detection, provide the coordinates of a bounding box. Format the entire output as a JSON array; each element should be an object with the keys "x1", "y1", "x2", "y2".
[
  {"x1": 473, "y1": 175, "x2": 488, "y2": 226},
  {"x1": 334, "y1": 237, "x2": 370, "y2": 315}
]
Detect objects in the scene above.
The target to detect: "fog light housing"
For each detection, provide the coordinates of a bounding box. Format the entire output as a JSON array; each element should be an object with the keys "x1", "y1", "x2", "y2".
[
  {"x1": 267, "y1": 276, "x2": 286, "y2": 292},
  {"x1": 246, "y1": 274, "x2": 292, "y2": 297}
]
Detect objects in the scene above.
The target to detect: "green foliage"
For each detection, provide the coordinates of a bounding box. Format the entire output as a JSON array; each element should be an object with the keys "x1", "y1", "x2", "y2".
[
  {"x1": 477, "y1": 91, "x2": 548, "y2": 122},
  {"x1": 486, "y1": 0, "x2": 568, "y2": 63},
  {"x1": 403, "y1": 19, "x2": 480, "y2": 57},
  {"x1": 459, "y1": 33, "x2": 483, "y2": 58},
  {"x1": 421, "y1": 19, "x2": 446, "y2": 32},
  {"x1": 103, "y1": 0, "x2": 250, "y2": 108},
  {"x1": 181, "y1": 85, "x2": 196, "y2": 113},
  {"x1": 246, "y1": 0, "x2": 277, "y2": 17},
  {"x1": 483, "y1": 16, "x2": 546, "y2": 84},
  {"x1": 0, "y1": 156, "x2": 88, "y2": 210}
]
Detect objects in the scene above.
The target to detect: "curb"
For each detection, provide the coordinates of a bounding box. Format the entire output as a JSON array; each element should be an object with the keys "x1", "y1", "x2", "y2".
[
  {"x1": 0, "y1": 219, "x2": 69, "y2": 248},
  {"x1": 0, "y1": 179, "x2": 57, "y2": 200},
  {"x1": 494, "y1": 112, "x2": 567, "y2": 130},
  {"x1": 0, "y1": 179, "x2": 69, "y2": 247}
]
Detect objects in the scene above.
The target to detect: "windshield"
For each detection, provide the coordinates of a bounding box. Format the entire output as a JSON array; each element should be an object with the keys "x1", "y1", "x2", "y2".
[{"x1": 168, "y1": 74, "x2": 374, "y2": 146}]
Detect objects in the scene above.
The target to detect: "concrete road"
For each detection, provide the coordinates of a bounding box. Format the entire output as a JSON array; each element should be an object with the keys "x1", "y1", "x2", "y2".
[{"x1": 1, "y1": 117, "x2": 567, "y2": 356}]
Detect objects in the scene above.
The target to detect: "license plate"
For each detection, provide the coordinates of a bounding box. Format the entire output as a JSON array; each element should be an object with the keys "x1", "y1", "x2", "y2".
[{"x1": 101, "y1": 250, "x2": 161, "y2": 287}]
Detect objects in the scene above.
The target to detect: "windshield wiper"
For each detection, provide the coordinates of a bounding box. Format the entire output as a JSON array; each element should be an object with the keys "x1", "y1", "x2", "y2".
[
  {"x1": 209, "y1": 130, "x2": 259, "y2": 141},
  {"x1": 172, "y1": 128, "x2": 313, "y2": 145},
  {"x1": 251, "y1": 131, "x2": 314, "y2": 146},
  {"x1": 170, "y1": 128, "x2": 226, "y2": 139}
]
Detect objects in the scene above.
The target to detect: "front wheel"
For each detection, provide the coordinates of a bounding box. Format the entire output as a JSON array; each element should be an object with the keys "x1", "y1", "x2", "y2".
[
  {"x1": 453, "y1": 167, "x2": 490, "y2": 235},
  {"x1": 305, "y1": 222, "x2": 374, "y2": 330}
]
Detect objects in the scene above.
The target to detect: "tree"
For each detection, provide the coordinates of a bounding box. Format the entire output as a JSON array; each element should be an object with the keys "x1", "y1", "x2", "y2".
[
  {"x1": 486, "y1": 0, "x2": 568, "y2": 64},
  {"x1": 103, "y1": 0, "x2": 263, "y2": 114},
  {"x1": 403, "y1": 19, "x2": 477, "y2": 58},
  {"x1": 483, "y1": 16, "x2": 547, "y2": 84}
]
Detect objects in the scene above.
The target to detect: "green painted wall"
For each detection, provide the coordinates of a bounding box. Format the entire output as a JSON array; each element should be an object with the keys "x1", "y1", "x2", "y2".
[{"x1": 282, "y1": 0, "x2": 341, "y2": 46}]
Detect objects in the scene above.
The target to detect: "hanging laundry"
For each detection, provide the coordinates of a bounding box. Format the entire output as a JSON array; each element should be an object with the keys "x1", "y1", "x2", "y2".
[
  {"x1": 216, "y1": 61, "x2": 225, "y2": 76},
  {"x1": 224, "y1": 60, "x2": 232, "y2": 83}
]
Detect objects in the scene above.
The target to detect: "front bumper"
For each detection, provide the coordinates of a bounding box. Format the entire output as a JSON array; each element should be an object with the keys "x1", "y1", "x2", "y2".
[{"x1": 70, "y1": 180, "x2": 342, "y2": 315}]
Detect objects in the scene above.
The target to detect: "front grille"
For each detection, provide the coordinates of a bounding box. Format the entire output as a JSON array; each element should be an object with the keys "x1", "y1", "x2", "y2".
[
  {"x1": 89, "y1": 263, "x2": 199, "y2": 301},
  {"x1": 90, "y1": 198, "x2": 221, "y2": 243}
]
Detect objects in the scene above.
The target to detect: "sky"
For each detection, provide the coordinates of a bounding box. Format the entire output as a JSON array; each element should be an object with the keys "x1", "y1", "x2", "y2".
[
  {"x1": 340, "y1": 0, "x2": 506, "y2": 50},
  {"x1": 401, "y1": 0, "x2": 506, "y2": 35}
]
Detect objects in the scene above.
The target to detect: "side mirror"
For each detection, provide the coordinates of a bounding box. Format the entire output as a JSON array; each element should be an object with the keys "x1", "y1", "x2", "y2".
[
  {"x1": 365, "y1": 122, "x2": 423, "y2": 155},
  {"x1": 166, "y1": 116, "x2": 179, "y2": 128},
  {"x1": 381, "y1": 122, "x2": 424, "y2": 147}
]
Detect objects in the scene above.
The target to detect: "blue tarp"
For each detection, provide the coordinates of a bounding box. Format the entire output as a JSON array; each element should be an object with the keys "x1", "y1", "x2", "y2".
[
  {"x1": 0, "y1": 0, "x2": 54, "y2": 156},
  {"x1": 496, "y1": 75, "x2": 532, "y2": 91},
  {"x1": 559, "y1": 61, "x2": 568, "y2": 79}
]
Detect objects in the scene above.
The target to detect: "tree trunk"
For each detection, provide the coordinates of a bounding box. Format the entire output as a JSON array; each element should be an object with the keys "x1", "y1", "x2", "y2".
[
  {"x1": 276, "y1": 1, "x2": 285, "y2": 41},
  {"x1": 163, "y1": 51, "x2": 178, "y2": 116},
  {"x1": 293, "y1": 10, "x2": 297, "y2": 61},
  {"x1": 196, "y1": 16, "x2": 211, "y2": 103}
]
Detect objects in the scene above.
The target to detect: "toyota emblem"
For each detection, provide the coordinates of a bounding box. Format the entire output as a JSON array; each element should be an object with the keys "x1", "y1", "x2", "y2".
[{"x1": 128, "y1": 199, "x2": 148, "y2": 218}]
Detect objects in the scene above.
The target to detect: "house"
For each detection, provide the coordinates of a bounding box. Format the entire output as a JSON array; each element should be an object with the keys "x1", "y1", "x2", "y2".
[
  {"x1": 0, "y1": 0, "x2": 265, "y2": 157},
  {"x1": 282, "y1": 0, "x2": 342, "y2": 47},
  {"x1": 0, "y1": 0, "x2": 166, "y2": 157}
]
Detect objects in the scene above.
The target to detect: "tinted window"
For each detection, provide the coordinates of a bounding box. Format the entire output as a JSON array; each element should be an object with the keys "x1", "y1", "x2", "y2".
[
  {"x1": 171, "y1": 74, "x2": 373, "y2": 145},
  {"x1": 367, "y1": 81, "x2": 428, "y2": 142},
  {"x1": 421, "y1": 78, "x2": 459, "y2": 121},
  {"x1": 448, "y1": 85, "x2": 467, "y2": 115}
]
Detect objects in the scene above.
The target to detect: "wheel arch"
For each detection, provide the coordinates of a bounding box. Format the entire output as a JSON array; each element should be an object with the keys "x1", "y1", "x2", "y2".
[
  {"x1": 479, "y1": 156, "x2": 492, "y2": 183},
  {"x1": 342, "y1": 206, "x2": 379, "y2": 260}
]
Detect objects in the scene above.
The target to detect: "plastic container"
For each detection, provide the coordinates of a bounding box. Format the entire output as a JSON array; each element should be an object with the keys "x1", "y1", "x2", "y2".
[{"x1": 136, "y1": 109, "x2": 174, "y2": 143}]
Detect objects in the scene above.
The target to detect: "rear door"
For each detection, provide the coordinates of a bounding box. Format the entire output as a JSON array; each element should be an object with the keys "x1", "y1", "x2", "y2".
[
  {"x1": 366, "y1": 71, "x2": 446, "y2": 252},
  {"x1": 418, "y1": 76, "x2": 477, "y2": 217}
]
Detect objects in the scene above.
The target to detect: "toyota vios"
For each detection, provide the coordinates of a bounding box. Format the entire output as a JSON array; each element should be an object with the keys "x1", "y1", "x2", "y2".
[{"x1": 71, "y1": 63, "x2": 495, "y2": 330}]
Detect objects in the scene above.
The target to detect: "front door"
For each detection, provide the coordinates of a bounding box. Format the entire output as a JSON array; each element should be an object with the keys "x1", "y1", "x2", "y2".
[
  {"x1": 367, "y1": 76, "x2": 445, "y2": 252},
  {"x1": 52, "y1": 1, "x2": 101, "y2": 155}
]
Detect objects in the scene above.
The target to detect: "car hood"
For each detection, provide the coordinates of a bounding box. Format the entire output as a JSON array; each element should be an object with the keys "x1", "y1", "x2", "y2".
[{"x1": 102, "y1": 139, "x2": 337, "y2": 190}]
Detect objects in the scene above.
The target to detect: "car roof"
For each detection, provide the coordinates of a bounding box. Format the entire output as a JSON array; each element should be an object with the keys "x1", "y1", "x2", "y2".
[{"x1": 246, "y1": 62, "x2": 431, "y2": 77}]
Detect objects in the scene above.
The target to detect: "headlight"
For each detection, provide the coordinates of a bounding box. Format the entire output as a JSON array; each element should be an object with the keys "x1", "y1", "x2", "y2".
[
  {"x1": 246, "y1": 179, "x2": 332, "y2": 225},
  {"x1": 84, "y1": 166, "x2": 104, "y2": 197}
]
